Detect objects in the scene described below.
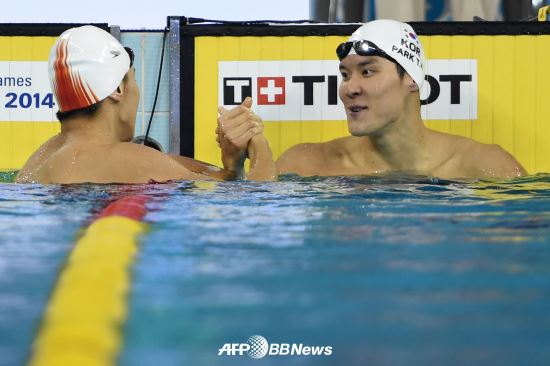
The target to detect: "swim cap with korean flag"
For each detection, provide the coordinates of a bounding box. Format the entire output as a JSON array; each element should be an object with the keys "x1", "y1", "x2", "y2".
[
  {"x1": 345, "y1": 19, "x2": 426, "y2": 87},
  {"x1": 48, "y1": 25, "x2": 131, "y2": 113}
]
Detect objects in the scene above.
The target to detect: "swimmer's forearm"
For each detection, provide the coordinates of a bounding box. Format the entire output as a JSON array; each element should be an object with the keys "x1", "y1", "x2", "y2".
[
  {"x1": 168, "y1": 154, "x2": 242, "y2": 180},
  {"x1": 220, "y1": 154, "x2": 246, "y2": 180},
  {"x1": 246, "y1": 135, "x2": 276, "y2": 182}
]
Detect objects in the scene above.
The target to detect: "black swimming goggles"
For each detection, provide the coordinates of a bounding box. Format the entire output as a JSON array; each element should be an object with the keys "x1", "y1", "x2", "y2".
[
  {"x1": 336, "y1": 40, "x2": 395, "y2": 63},
  {"x1": 124, "y1": 46, "x2": 135, "y2": 68}
]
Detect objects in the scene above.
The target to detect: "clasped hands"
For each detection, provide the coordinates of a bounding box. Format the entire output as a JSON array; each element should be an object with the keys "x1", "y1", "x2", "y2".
[{"x1": 217, "y1": 96, "x2": 265, "y2": 175}]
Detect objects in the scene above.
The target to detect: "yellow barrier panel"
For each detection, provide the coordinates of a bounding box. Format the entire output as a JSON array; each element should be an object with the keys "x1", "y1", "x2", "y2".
[
  {"x1": 195, "y1": 35, "x2": 349, "y2": 165},
  {"x1": 0, "y1": 121, "x2": 59, "y2": 169},
  {"x1": 0, "y1": 36, "x2": 58, "y2": 170}
]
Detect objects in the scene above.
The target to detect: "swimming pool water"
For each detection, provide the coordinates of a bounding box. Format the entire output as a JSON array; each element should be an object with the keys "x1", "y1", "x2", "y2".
[{"x1": 1, "y1": 174, "x2": 550, "y2": 365}]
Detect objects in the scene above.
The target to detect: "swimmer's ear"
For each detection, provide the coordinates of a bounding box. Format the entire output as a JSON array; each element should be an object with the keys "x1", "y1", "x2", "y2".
[{"x1": 108, "y1": 84, "x2": 125, "y2": 102}]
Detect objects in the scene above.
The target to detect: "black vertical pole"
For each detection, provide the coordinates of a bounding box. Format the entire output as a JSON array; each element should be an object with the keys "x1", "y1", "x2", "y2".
[{"x1": 179, "y1": 26, "x2": 195, "y2": 158}]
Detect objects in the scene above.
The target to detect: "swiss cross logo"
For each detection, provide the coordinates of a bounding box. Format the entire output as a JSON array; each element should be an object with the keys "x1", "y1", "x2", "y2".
[{"x1": 257, "y1": 77, "x2": 285, "y2": 105}]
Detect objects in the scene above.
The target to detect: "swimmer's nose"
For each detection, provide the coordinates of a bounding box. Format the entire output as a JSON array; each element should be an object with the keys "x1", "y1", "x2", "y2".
[{"x1": 344, "y1": 74, "x2": 363, "y2": 98}]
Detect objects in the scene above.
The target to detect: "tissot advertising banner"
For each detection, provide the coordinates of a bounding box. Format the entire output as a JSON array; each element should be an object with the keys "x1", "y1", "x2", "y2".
[{"x1": 218, "y1": 59, "x2": 478, "y2": 121}]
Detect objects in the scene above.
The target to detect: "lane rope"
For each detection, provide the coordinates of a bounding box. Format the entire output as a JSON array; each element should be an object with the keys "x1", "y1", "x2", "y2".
[{"x1": 29, "y1": 195, "x2": 149, "y2": 366}]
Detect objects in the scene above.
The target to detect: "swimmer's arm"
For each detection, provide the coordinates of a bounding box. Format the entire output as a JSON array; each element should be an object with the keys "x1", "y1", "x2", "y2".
[
  {"x1": 168, "y1": 154, "x2": 242, "y2": 180},
  {"x1": 246, "y1": 135, "x2": 276, "y2": 181},
  {"x1": 470, "y1": 144, "x2": 527, "y2": 179},
  {"x1": 114, "y1": 143, "x2": 219, "y2": 182}
]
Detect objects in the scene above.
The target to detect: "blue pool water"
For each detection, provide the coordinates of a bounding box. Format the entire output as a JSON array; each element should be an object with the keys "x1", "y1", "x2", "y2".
[{"x1": 1, "y1": 174, "x2": 550, "y2": 366}]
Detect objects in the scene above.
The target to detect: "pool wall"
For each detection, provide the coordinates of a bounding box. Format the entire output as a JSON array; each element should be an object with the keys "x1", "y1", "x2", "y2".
[{"x1": 121, "y1": 31, "x2": 171, "y2": 152}]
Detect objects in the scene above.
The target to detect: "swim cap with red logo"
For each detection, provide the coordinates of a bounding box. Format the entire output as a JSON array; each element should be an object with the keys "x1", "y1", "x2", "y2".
[
  {"x1": 48, "y1": 25, "x2": 131, "y2": 113},
  {"x1": 346, "y1": 19, "x2": 426, "y2": 87}
]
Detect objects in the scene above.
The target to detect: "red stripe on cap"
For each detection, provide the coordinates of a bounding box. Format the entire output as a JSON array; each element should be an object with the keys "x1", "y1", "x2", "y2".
[
  {"x1": 97, "y1": 195, "x2": 150, "y2": 221},
  {"x1": 53, "y1": 39, "x2": 99, "y2": 112}
]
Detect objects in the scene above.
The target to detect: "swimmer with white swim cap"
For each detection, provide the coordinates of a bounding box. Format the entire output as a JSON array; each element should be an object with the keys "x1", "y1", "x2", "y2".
[
  {"x1": 276, "y1": 19, "x2": 526, "y2": 179},
  {"x1": 17, "y1": 25, "x2": 275, "y2": 183}
]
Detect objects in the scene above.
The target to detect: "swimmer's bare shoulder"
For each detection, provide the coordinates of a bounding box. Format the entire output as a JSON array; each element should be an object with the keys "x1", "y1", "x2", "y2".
[
  {"x1": 18, "y1": 142, "x2": 212, "y2": 184},
  {"x1": 99, "y1": 142, "x2": 213, "y2": 183},
  {"x1": 16, "y1": 135, "x2": 63, "y2": 183},
  {"x1": 276, "y1": 137, "x2": 351, "y2": 176},
  {"x1": 457, "y1": 139, "x2": 527, "y2": 179}
]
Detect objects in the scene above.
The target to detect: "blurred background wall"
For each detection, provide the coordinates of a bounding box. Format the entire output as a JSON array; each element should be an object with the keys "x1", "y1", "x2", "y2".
[{"x1": 310, "y1": 0, "x2": 550, "y2": 22}]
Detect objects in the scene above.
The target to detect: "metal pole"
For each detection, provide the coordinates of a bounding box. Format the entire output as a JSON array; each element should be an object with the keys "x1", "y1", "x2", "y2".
[
  {"x1": 168, "y1": 17, "x2": 181, "y2": 155},
  {"x1": 329, "y1": 0, "x2": 337, "y2": 22},
  {"x1": 343, "y1": 0, "x2": 365, "y2": 22},
  {"x1": 503, "y1": 0, "x2": 537, "y2": 20},
  {"x1": 310, "y1": 0, "x2": 331, "y2": 21}
]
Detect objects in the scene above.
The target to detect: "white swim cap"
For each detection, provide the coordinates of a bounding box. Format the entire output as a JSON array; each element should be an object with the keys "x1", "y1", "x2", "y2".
[
  {"x1": 48, "y1": 25, "x2": 132, "y2": 113},
  {"x1": 343, "y1": 19, "x2": 426, "y2": 87}
]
